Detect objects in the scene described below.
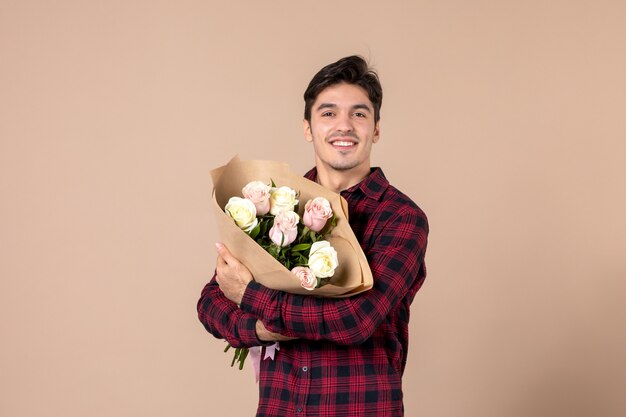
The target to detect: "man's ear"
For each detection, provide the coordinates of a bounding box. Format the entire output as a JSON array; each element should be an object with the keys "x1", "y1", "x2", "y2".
[
  {"x1": 303, "y1": 119, "x2": 313, "y2": 143},
  {"x1": 372, "y1": 121, "x2": 381, "y2": 143}
]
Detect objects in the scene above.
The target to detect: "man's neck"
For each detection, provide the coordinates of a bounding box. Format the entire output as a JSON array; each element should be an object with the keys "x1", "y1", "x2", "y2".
[{"x1": 315, "y1": 164, "x2": 371, "y2": 193}]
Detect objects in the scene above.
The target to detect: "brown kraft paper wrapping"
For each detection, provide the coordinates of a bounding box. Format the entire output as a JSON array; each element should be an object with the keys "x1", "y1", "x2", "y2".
[{"x1": 210, "y1": 156, "x2": 373, "y2": 297}]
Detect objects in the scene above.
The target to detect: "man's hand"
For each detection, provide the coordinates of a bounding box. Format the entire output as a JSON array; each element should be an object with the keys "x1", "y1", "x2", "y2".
[
  {"x1": 215, "y1": 242, "x2": 253, "y2": 305},
  {"x1": 255, "y1": 320, "x2": 297, "y2": 342}
]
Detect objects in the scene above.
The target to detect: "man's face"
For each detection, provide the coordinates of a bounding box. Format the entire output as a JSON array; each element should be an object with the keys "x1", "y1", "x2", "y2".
[{"x1": 303, "y1": 82, "x2": 380, "y2": 174}]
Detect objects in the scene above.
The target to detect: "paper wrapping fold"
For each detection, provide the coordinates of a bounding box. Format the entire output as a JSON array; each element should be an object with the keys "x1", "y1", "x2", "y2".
[{"x1": 210, "y1": 156, "x2": 373, "y2": 297}]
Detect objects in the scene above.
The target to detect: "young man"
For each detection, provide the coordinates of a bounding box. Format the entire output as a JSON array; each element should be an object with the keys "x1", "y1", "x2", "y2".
[{"x1": 198, "y1": 56, "x2": 429, "y2": 417}]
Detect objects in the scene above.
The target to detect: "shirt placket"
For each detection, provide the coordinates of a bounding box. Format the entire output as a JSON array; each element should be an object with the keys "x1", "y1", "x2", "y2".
[{"x1": 292, "y1": 344, "x2": 311, "y2": 415}]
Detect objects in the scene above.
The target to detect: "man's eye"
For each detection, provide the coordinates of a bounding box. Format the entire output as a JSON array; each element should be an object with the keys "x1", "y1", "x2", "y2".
[
  {"x1": 354, "y1": 112, "x2": 366, "y2": 118},
  {"x1": 321, "y1": 112, "x2": 334, "y2": 117}
]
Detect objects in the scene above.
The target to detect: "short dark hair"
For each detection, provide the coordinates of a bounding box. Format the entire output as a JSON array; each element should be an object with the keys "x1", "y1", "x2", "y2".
[{"x1": 303, "y1": 55, "x2": 383, "y2": 123}]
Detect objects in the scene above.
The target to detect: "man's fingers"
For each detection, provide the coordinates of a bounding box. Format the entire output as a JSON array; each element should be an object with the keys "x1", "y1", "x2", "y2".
[
  {"x1": 215, "y1": 242, "x2": 234, "y2": 264},
  {"x1": 216, "y1": 254, "x2": 226, "y2": 269},
  {"x1": 215, "y1": 255, "x2": 227, "y2": 286}
]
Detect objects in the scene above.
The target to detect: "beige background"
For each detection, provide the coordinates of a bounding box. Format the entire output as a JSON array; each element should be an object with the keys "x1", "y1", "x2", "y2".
[{"x1": 1, "y1": 1, "x2": 625, "y2": 416}]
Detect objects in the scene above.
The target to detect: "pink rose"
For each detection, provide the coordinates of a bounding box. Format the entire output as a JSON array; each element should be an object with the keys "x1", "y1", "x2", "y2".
[
  {"x1": 291, "y1": 266, "x2": 317, "y2": 291},
  {"x1": 242, "y1": 181, "x2": 271, "y2": 216},
  {"x1": 268, "y1": 210, "x2": 299, "y2": 247},
  {"x1": 302, "y1": 197, "x2": 333, "y2": 232}
]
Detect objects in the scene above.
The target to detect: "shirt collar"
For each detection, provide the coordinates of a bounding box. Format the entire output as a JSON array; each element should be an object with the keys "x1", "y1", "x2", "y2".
[{"x1": 304, "y1": 167, "x2": 389, "y2": 201}]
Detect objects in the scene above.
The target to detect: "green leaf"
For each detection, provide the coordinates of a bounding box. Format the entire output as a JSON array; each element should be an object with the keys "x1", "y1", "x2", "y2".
[
  {"x1": 257, "y1": 218, "x2": 269, "y2": 240},
  {"x1": 268, "y1": 245, "x2": 280, "y2": 258},
  {"x1": 248, "y1": 223, "x2": 261, "y2": 240},
  {"x1": 291, "y1": 243, "x2": 311, "y2": 252}
]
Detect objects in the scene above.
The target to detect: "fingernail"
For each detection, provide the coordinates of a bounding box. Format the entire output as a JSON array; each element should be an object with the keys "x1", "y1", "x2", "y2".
[{"x1": 215, "y1": 242, "x2": 223, "y2": 251}]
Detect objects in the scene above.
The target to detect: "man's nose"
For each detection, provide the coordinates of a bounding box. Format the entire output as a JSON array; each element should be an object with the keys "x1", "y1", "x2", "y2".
[{"x1": 334, "y1": 112, "x2": 354, "y2": 132}]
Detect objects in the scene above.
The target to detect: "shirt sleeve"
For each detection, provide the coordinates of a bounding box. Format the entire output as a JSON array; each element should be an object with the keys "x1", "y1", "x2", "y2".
[
  {"x1": 239, "y1": 207, "x2": 428, "y2": 345},
  {"x1": 197, "y1": 273, "x2": 265, "y2": 348}
]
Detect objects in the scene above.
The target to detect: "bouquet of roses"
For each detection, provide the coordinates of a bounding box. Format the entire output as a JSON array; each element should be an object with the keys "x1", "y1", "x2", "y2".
[
  {"x1": 225, "y1": 180, "x2": 340, "y2": 290},
  {"x1": 210, "y1": 157, "x2": 374, "y2": 372},
  {"x1": 223, "y1": 181, "x2": 340, "y2": 369}
]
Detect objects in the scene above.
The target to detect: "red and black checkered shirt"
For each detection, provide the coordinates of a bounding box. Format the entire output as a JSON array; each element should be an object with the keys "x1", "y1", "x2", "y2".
[{"x1": 198, "y1": 167, "x2": 428, "y2": 417}]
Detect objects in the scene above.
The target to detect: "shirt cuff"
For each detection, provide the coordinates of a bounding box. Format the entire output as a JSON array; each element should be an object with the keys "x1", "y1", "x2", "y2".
[{"x1": 236, "y1": 315, "x2": 265, "y2": 346}]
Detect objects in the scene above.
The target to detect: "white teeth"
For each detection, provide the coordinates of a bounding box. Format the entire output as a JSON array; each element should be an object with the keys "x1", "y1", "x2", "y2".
[{"x1": 332, "y1": 141, "x2": 354, "y2": 147}]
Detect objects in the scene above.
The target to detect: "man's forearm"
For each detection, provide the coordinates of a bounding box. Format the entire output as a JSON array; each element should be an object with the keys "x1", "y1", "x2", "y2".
[
  {"x1": 255, "y1": 320, "x2": 297, "y2": 342},
  {"x1": 197, "y1": 276, "x2": 264, "y2": 348}
]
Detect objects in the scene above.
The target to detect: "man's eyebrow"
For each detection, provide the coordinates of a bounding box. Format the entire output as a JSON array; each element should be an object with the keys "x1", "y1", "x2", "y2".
[
  {"x1": 316, "y1": 103, "x2": 337, "y2": 111},
  {"x1": 352, "y1": 103, "x2": 372, "y2": 112},
  {"x1": 315, "y1": 103, "x2": 372, "y2": 112}
]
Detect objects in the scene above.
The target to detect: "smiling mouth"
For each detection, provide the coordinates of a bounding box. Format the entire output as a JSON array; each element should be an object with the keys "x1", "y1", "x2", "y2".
[
  {"x1": 330, "y1": 140, "x2": 357, "y2": 147},
  {"x1": 328, "y1": 134, "x2": 359, "y2": 148}
]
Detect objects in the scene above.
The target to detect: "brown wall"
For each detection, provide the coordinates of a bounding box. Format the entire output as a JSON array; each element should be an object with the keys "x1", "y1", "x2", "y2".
[{"x1": 1, "y1": 1, "x2": 625, "y2": 416}]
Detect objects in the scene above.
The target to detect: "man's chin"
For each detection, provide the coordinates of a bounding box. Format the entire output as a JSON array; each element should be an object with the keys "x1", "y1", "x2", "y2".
[{"x1": 329, "y1": 161, "x2": 359, "y2": 172}]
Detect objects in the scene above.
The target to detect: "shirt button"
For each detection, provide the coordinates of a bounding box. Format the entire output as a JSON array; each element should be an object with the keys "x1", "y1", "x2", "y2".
[
  {"x1": 297, "y1": 407, "x2": 303, "y2": 412},
  {"x1": 302, "y1": 366, "x2": 308, "y2": 372}
]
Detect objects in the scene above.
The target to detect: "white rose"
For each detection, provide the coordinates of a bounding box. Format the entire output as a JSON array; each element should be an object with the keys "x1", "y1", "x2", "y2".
[
  {"x1": 269, "y1": 186, "x2": 298, "y2": 215},
  {"x1": 307, "y1": 241, "x2": 339, "y2": 278},
  {"x1": 224, "y1": 197, "x2": 258, "y2": 232},
  {"x1": 291, "y1": 266, "x2": 317, "y2": 291}
]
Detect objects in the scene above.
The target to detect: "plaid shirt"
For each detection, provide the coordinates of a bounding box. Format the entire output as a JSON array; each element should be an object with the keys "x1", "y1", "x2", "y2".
[{"x1": 198, "y1": 167, "x2": 428, "y2": 417}]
